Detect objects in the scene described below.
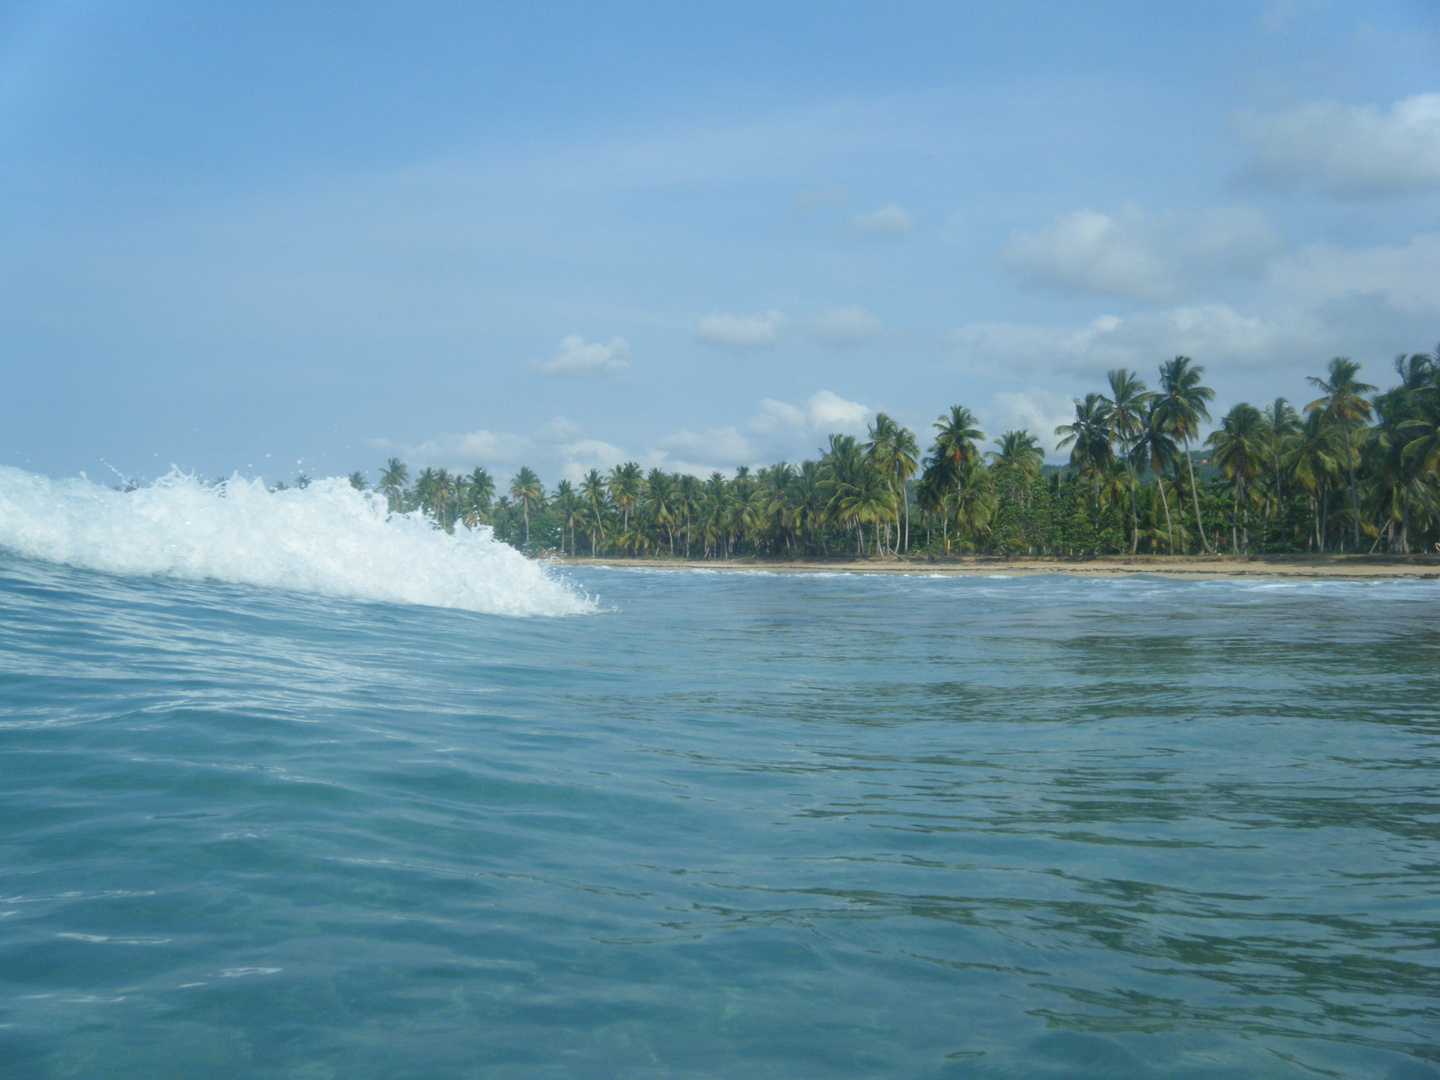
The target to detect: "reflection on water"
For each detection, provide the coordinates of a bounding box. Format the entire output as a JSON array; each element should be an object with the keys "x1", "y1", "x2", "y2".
[{"x1": 1, "y1": 559, "x2": 1437, "y2": 1078}]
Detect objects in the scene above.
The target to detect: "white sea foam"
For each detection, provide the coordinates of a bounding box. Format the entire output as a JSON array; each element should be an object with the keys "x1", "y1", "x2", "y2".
[{"x1": 0, "y1": 467, "x2": 592, "y2": 617}]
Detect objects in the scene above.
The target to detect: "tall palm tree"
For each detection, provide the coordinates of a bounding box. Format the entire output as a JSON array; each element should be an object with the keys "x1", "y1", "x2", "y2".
[
  {"x1": 676, "y1": 472, "x2": 702, "y2": 557},
  {"x1": 986, "y1": 430, "x2": 1043, "y2": 494},
  {"x1": 552, "y1": 479, "x2": 581, "y2": 555},
  {"x1": 834, "y1": 461, "x2": 894, "y2": 555},
  {"x1": 412, "y1": 467, "x2": 439, "y2": 521},
  {"x1": 1207, "y1": 403, "x2": 1267, "y2": 552},
  {"x1": 1055, "y1": 393, "x2": 1114, "y2": 514},
  {"x1": 1101, "y1": 368, "x2": 1154, "y2": 553},
  {"x1": 866, "y1": 413, "x2": 919, "y2": 554},
  {"x1": 580, "y1": 469, "x2": 608, "y2": 554},
  {"x1": 461, "y1": 467, "x2": 495, "y2": 529},
  {"x1": 1305, "y1": 357, "x2": 1377, "y2": 551},
  {"x1": 1130, "y1": 404, "x2": 1180, "y2": 552},
  {"x1": 1263, "y1": 398, "x2": 1301, "y2": 514},
  {"x1": 509, "y1": 466, "x2": 545, "y2": 546},
  {"x1": 946, "y1": 460, "x2": 998, "y2": 550},
  {"x1": 1372, "y1": 353, "x2": 1438, "y2": 553},
  {"x1": 645, "y1": 468, "x2": 679, "y2": 554},
  {"x1": 378, "y1": 458, "x2": 409, "y2": 512},
  {"x1": 928, "y1": 406, "x2": 985, "y2": 543},
  {"x1": 1283, "y1": 407, "x2": 1344, "y2": 551},
  {"x1": 607, "y1": 462, "x2": 644, "y2": 534},
  {"x1": 1156, "y1": 356, "x2": 1215, "y2": 554}
]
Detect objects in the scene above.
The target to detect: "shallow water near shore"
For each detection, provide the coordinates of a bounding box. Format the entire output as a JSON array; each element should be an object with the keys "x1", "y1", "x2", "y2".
[{"x1": 2, "y1": 547, "x2": 1439, "y2": 1078}]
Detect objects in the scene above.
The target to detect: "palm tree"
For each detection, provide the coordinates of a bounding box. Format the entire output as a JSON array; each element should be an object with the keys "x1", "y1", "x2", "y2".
[
  {"x1": 1372, "y1": 353, "x2": 1438, "y2": 553},
  {"x1": 1263, "y1": 398, "x2": 1301, "y2": 519},
  {"x1": 791, "y1": 460, "x2": 828, "y2": 555},
  {"x1": 347, "y1": 471, "x2": 369, "y2": 491},
  {"x1": 1055, "y1": 393, "x2": 1114, "y2": 514},
  {"x1": 607, "y1": 462, "x2": 644, "y2": 535},
  {"x1": 378, "y1": 457, "x2": 409, "y2": 512},
  {"x1": 946, "y1": 460, "x2": 998, "y2": 549},
  {"x1": 432, "y1": 469, "x2": 459, "y2": 531},
  {"x1": 834, "y1": 460, "x2": 894, "y2": 555},
  {"x1": 1305, "y1": 358, "x2": 1377, "y2": 551},
  {"x1": 866, "y1": 413, "x2": 919, "y2": 554},
  {"x1": 1156, "y1": 356, "x2": 1215, "y2": 554},
  {"x1": 552, "y1": 479, "x2": 582, "y2": 555},
  {"x1": 461, "y1": 467, "x2": 495, "y2": 529},
  {"x1": 1207, "y1": 403, "x2": 1267, "y2": 552},
  {"x1": 931, "y1": 406, "x2": 985, "y2": 474},
  {"x1": 1101, "y1": 368, "x2": 1154, "y2": 553},
  {"x1": 645, "y1": 468, "x2": 679, "y2": 554},
  {"x1": 1283, "y1": 407, "x2": 1345, "y2": 551},
  {"x1": 1130, "y1": 404, "x2": 1180, "y2": 552},
  {"x1": 986, "y1": 430, "x2": 1043, "y2": 494},
  {"x1": 412, "y1": 467, "x2": 439, "y2": 521},
  {"x1": 509, "y1": 466, "x2": 545, "y2": 547},
  {"x1": 928, "y1": 406, "x2": 985, "y2": 544},
  {"x1": 676, "y1": 472, "x2": 702, "y2": 557},
  {"x1": 580, "y1": 469, "x2": 609, "y2": 554}
]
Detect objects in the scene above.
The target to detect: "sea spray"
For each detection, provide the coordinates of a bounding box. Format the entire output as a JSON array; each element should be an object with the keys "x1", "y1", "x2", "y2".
[{"x1": 0, "y1": 466, "x2": 593, "y2": 616}]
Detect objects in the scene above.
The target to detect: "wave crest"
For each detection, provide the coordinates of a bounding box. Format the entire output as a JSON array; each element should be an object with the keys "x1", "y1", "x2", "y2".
[{"x1": 0, "y1": 467, "x2": 592, "y2": 616}]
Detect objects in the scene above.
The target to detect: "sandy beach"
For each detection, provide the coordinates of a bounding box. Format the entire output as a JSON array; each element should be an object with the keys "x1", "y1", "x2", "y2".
[{"x1": 552, "y1": 553, "x2": 1440, "y2": 580}]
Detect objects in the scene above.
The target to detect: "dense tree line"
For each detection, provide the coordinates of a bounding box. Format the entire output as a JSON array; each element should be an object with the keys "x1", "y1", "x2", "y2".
[{"x1": 344, "y1": 348, "x2": 1440, "y2": 559}]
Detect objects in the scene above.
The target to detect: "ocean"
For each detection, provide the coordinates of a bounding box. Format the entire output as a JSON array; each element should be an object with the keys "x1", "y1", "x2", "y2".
[{"x1": 1, "y1": 467, "x2": 1437, "y2": 1079}]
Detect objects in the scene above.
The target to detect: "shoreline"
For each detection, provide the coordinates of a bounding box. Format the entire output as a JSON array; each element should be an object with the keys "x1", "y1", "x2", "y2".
[{"x1": 549, "y1": 553, "x2": 1440, "y2": 580}]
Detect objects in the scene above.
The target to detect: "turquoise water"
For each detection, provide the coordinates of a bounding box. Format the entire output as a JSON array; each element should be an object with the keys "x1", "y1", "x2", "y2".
[{"x1": 2, "y1": 478, "x2": 1439, "y2": 1078}]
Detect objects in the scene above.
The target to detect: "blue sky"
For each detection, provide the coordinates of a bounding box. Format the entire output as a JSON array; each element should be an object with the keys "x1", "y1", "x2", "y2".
[{"x1": 3, "y1": 1, "x2": 1438, "y2": 484}]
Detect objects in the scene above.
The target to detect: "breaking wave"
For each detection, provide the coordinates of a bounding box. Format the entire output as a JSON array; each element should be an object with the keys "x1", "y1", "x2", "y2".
[{"x1": 0, "y1": 466, "x2": 592, "y2": 617}]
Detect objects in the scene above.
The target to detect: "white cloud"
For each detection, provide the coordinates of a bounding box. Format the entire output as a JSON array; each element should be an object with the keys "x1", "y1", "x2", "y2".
[
  {"x1": 1002, "y1": 203, "x2": 1282, "y2": 302},
  {"x1": 535, "y1": 416, "x2": 584, "y2": 443},
  {"x1": 659, "y1": 426, "x2": 754, "y2": 464},
  {"x1": 983, "y1": 389, "x2": 1078, "y2": 457},
  {"x1": 1265, "y1": 232, "x2": 1440, "y2": 314},
  {"x1": 953, "y1": 304, "x2": 1326, "y2": 376},
  {"x1": 848, "y1": 204, "x2": 913, "y2": 237},
  {"x1": 956, "y1": 233, "x2": 1440, "y2": 386},
  {"x1": 808, "y1": 305, "x2": 883, "y2": 346},
  {"x1": 538, "y1": 334, "x2": 630, "y2": 376},
  {"x1": 695, "y1": 310, "x2": 784, "y2": 348},
  {"x1": 1235, "y1": 94, "x2": 1440, "y2": 196},
  {"x1": 378, "y1": 428, "x2": 534, "y2": 469},
  {"x1": 748, "y1": 390, "x2": 871, "y2": 436}
]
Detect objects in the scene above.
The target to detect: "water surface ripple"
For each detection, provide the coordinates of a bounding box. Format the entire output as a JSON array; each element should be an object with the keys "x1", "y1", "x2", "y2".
[{"x1": 1, "y1": 558, "x2": 1437, "y2": 1078}]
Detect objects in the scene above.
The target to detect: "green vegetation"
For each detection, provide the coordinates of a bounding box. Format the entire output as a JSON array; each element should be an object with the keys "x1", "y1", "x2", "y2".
[{"x1": 345, "y1": 347, "x2": 1440, "y2": 559}]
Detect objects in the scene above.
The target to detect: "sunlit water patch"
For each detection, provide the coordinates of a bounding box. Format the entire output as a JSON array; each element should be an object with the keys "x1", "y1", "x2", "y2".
[{"x1": 0, "y1": 547, "x2": 1437, "y2": 1078}]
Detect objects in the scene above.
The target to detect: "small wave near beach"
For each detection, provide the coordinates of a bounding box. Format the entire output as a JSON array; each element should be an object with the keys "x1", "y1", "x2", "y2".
[{"x1": 0, "y1": 466, "x2": 592, "y2": 616}]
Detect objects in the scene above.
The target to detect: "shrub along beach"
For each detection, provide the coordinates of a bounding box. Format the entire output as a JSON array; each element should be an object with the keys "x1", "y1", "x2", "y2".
[{"x1": 334, "y1": 351, "x2": 1440, "y2": 577}]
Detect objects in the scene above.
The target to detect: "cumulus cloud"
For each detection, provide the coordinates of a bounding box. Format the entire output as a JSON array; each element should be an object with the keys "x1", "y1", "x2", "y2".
[
  {"x1": 748, "y1": 390, "x2": 871, "y2": 436},
  {"x1": 659, "y1": 426, "x2": 755, "y2": 465},
  {"x1": 958, "y1": 232, "x2": 1440, "y2": 385},
  {"x1": 538, "y1": 334, "x2": 630, "y2": 376},
  {"x1": 952, "y1": 304, "x2": 1326, "y2": 376},
  {"x1": 695, "y1": 309, "x2": 784, "y2": 348},
  {"x1": 983, "y1": 389, "x2": 1078, "y2": 457},
  {"x1": 535, "y1": 416, "x2": 584, "y2": 443},
  {"x1": 1265, "y1": 231, "x2": 1440, "y2": 314},
  {"x1": 1235, "y1": 94, "x2": 1440, "y2": 197},
  {"x1": 808, "y1": 305, "x2": 883, "y2": 346},
  {"x1": 1003, "y1": 203, "x2": 1282, "y2": 302},
  {"x1": 848, "y1": 204, "x2": 913, "y2": 237},
  {"x1": 374, "y1": 428, "x2": 534, "y2": 469}
]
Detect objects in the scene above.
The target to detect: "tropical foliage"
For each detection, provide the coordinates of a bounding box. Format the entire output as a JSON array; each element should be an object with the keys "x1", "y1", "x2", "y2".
[{"x1": 341, "y1": 346, "x2": 1440, "y2": 559}]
